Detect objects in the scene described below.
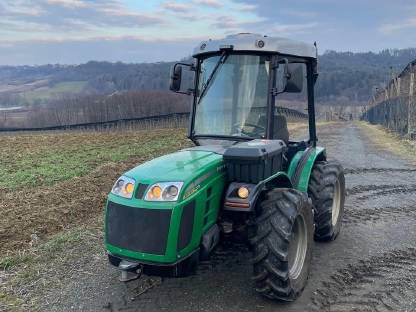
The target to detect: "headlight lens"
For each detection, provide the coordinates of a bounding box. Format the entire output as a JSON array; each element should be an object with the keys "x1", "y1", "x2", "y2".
[
  {"x1": 144, "y1": 182, "x2": 183, "y2": 202},
  {"x1": 237, "y1": 186, "x2": 250, "y2": 199},
  {"x1": 111, "y1": 176, "x2": 136, "y2": 199}
]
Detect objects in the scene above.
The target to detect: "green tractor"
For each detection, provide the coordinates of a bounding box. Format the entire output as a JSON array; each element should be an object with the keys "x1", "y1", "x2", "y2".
[{"x1": 105, "y1": 33, "x2": 345, "y2": 301}]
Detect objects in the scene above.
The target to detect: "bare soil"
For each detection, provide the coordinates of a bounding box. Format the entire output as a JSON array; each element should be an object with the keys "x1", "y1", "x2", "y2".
[{"x1": 0, "y1": 129, "x2": 191, "y2": 253}]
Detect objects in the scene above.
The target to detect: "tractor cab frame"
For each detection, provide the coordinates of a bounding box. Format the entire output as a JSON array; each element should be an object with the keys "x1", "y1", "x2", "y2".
[{"x1": 170, "y1": 33, "x2": 319, "y2": 147}]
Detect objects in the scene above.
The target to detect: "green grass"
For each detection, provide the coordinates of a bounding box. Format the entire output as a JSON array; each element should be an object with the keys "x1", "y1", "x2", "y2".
[
  {"x1": 0, "y1": 129, "x2": 190, "y2": 190},
  {"x1": 23, "y1": 81, "x2": 87, "y2": 102}
]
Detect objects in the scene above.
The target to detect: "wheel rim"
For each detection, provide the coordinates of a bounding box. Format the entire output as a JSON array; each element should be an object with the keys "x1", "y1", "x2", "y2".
[
  {"x1": 288, "y1": 215, "x2": 308, "y2": 280},
  {"x1": 331, "y1": 180, "x2": 341, "y2": 226}
]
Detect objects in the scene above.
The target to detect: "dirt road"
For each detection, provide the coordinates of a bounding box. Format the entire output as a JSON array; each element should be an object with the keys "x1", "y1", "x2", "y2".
[{"x1": 40, "y1": 123, "x2": 416, "y2": 312}]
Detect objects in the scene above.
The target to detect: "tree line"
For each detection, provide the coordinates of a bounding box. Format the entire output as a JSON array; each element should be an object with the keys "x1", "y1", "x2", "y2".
[{"x1": 0, "y1": 91, "x2": 189, "y2": 129}]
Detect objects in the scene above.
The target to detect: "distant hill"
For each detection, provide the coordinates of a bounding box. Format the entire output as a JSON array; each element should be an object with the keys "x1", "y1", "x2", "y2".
[
  {"x1": 316, "y1": 48, "x2": 416, "y2": 104},
  {"x1": 1, "y1": 48, "x2": 416, "y2": 107}
]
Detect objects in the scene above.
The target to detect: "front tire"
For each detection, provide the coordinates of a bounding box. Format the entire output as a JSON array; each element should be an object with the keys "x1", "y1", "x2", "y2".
[
  {"x1": 308, "y1": 160, "x2": 345, "y2": 241},
  {"x1": 249, "y1": 188, "x2": 314, "y2": 301}
]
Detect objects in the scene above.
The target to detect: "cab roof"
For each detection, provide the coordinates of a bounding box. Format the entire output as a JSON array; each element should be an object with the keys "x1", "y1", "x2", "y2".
[{"x1": 193, "y1": 33, "x2": 317, "y2": 59}]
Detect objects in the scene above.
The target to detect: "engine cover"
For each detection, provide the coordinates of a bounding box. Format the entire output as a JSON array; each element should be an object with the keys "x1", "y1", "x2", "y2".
[{"x1": 223, "y1": 139, "x2": 287, "y2": 184}]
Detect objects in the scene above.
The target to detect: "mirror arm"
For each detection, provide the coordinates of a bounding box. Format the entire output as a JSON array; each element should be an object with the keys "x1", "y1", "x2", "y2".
[
  {"x1": 270, "y1": 87, "x2": 284, "y2": 96},
  {"x1": 176, "y1": 62, "x2": 196, "y2": 71},
  {"x1": 173, "y1": 89, "x2": 194, "y2": 95}
]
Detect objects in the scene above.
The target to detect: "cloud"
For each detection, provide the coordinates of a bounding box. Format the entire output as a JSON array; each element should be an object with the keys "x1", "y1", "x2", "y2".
[
  {"x1": 0, "y1": 1, "x2": 44, "y2": 16},
  {"x1": 46, "y1": 0, "x2": 88, "y2": 8},
  {"x1": 212, "y1": 15, "x2": 265, "y2": 31},
  {"x1": 236, "y1": 3, "x2": 257, "y2": 12},
  {"x1": 0, "y1": 0, "x2": 164, "y2": 37},
  {"x1": 269, "y1": 22, "x2": 319, "y2": 35},
  {"x1": 162, "y1": 1, "x2": 192, "y2": 13},
  {"x1": 379, "y1": 18, "x2": 416, "y2": 34},
  {"x1": 280, "y1": 8, "x2": 317, "y2": 18},
  {"x1": 193, "y1": 0, "x2": 222, "y2": 8}
]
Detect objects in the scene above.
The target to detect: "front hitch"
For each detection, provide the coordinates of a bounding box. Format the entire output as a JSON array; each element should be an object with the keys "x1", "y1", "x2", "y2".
[{"x1": 118, "y1": 259, "x2": 143, "y2": 282}]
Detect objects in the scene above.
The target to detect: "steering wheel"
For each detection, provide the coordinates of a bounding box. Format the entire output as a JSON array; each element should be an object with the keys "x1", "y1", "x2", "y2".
[
  {"x1": 243, "y1": 123, "x2": 265, "y2": 132},
  {"x1": 232, "y1": 123, "x2": 265, "y2": 137}
]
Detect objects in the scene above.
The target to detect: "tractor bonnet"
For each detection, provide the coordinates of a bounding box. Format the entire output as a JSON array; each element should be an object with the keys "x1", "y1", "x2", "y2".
[{"x1": 193, "y1": 33, "x2": 317, "y2": 59}]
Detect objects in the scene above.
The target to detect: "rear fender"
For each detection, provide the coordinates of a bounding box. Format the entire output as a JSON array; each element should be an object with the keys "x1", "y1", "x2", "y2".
[{"x1": 288, "y1": 147, "x2": 326, "y2": 193}]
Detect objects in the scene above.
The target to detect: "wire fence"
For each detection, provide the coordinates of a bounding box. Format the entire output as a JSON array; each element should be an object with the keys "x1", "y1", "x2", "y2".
[
  {"x1": 0, "y1": 113, "x2": 189, "y2": 133},
  {"x1": 362, "y1": 60, "x2": 416, "y2": 138},
  {"x1": 1, "y1": 105, "x2": 308, "y2": 133}
]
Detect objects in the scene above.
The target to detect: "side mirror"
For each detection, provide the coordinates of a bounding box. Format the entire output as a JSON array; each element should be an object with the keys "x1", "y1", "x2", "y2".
[
  {"x1": 285, "y1": 63, "x2": 304, "y2": 93},
  {"x1": 275, "y1": 61, "x2": 304, "y2": 94},
  {"x1": 170, "y1": 64, "x2": 183, "y2": 92}
]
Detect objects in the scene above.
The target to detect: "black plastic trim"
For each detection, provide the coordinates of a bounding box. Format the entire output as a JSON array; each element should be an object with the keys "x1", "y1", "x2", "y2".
[
  {"x1": 135, "y1": 183, "x2": 149, "y2": 199},
  {"x1": 177, "y1": 201, "x2": 196, "y2": 251}
]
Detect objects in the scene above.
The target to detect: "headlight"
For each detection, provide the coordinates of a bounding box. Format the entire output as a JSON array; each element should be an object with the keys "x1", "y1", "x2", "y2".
[
  {"x1": 144, "y1": 182, "x2": 183, "y2": 202},
  {"x1": 111, "y1": 176, "x2": 136, "y2": 199}
]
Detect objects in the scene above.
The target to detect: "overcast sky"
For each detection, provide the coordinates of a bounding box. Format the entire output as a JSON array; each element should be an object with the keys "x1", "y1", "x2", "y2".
[{"x1": 1, "y1": 0, "x2": 415, "y2": 65}]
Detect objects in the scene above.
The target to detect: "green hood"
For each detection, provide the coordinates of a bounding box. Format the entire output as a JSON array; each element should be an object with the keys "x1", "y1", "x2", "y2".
[{"x1": 125, "y1": 149, "x2": 223, "y2": 184}]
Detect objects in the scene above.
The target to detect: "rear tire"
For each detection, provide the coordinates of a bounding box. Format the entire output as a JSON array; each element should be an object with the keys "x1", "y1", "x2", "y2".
[
  {"x1": 249, "y1": 188, "x2": 314, "y2": 301},
  {"x1": 308, "y1": 160, "x2": 345, "y2": 241}
]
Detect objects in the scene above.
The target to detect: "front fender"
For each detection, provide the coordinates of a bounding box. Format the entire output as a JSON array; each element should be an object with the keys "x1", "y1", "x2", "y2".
[{"x1": 223, "y1": 172, "x2": 293, "y2": 212}]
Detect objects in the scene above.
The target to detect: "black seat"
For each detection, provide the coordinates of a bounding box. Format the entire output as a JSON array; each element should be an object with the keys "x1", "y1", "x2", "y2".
[
  {"x1": 257, "y1": 115, "x2": 289, "y2": 142},
  {"x1": 273, "y1": 115, "x2": 289, "y2": 142}
]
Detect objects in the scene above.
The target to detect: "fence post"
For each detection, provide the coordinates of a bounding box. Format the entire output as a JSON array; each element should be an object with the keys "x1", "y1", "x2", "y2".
[
  {"x1": 397, "y1": 77, "x2": 401, "y2": 97},
  {"x1": 409, "y1": 72, "x2": 415, "y2": 136}
]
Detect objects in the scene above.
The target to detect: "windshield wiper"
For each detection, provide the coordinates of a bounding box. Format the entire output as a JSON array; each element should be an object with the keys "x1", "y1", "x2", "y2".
[{"x1": 198, "y1": 51, "x2": 229, "y2": 104}]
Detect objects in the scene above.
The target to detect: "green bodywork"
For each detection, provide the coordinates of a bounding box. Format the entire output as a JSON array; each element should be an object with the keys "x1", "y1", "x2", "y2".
[
  {"x1": 287, "y1": 146, "x2": 326, "y2": 192},
  {"x1": 105, "y1": 149, "x2": 226, "y2": 263},
  {"x1": 105, "y1": 145, "x2": 325, "y2": 264}
]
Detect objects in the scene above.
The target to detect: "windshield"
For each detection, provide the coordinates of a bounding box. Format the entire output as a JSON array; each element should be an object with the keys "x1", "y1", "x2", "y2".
[{"x1": 194, "y1": 54, "x2": 270, "y2": 138}]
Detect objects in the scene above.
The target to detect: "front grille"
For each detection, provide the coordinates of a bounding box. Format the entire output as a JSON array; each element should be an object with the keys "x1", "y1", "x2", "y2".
[{"x1": 106, "y1": 201, "x2": 171, "y2": 255}]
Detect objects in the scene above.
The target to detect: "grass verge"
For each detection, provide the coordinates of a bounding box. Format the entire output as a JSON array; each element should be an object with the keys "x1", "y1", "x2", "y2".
[
  {"x1": 0, "y1": 218, "x2": 103, "y2": 311},
  {"x1": 359, "y1": 122, "x2": 416, "y2": 163}
]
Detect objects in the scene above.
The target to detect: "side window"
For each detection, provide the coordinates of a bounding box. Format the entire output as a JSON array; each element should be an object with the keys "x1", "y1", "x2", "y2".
[{"x1": 275, "y1": 62, "x2": 309, "y2": 141}]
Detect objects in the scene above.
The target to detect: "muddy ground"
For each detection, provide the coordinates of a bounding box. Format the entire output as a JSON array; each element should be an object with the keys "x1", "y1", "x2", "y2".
[{"x1": 9, "y1": 122, "x2": 416, "y2": 311}]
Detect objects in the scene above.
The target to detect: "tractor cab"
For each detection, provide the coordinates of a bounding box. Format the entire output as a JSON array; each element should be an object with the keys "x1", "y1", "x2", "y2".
[{"x1": 170, "y1": 33, "x2": 318, "y2": 149}]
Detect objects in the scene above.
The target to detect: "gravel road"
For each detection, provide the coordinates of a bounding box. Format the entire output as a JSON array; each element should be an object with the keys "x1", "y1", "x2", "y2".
[{"x1": 41, "y1": 123, "x2": 416, "y2": 312}]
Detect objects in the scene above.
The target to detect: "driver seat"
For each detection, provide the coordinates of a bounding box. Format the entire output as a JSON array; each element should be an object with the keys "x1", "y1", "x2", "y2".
[
  {"x1": 273, "y1": 115, "x2": 289, "y2": 142},
  {"x1": 257, "y1": 115, "x2": 289, "y2": 142}
]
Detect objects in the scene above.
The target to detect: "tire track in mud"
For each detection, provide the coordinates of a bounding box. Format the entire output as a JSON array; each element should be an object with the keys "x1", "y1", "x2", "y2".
[
  {"x1": 343, "y1": 204, "x2": 416, "y2": 225},
  {"x1": 347, "y1": 184, "x2": 416, "y2": 199},
  {"x1": 346, "y1": 184, "x2": 406, "y2": 196},
  {"x1": 311, "y1": 248, "x2": 416, "y2": 312},
  {"x1": 357, "y1": 186, "x2": 416, "y2": 201},
  {"x1": 344, "y1": 167, "x2": 416, "y2": 175}
]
